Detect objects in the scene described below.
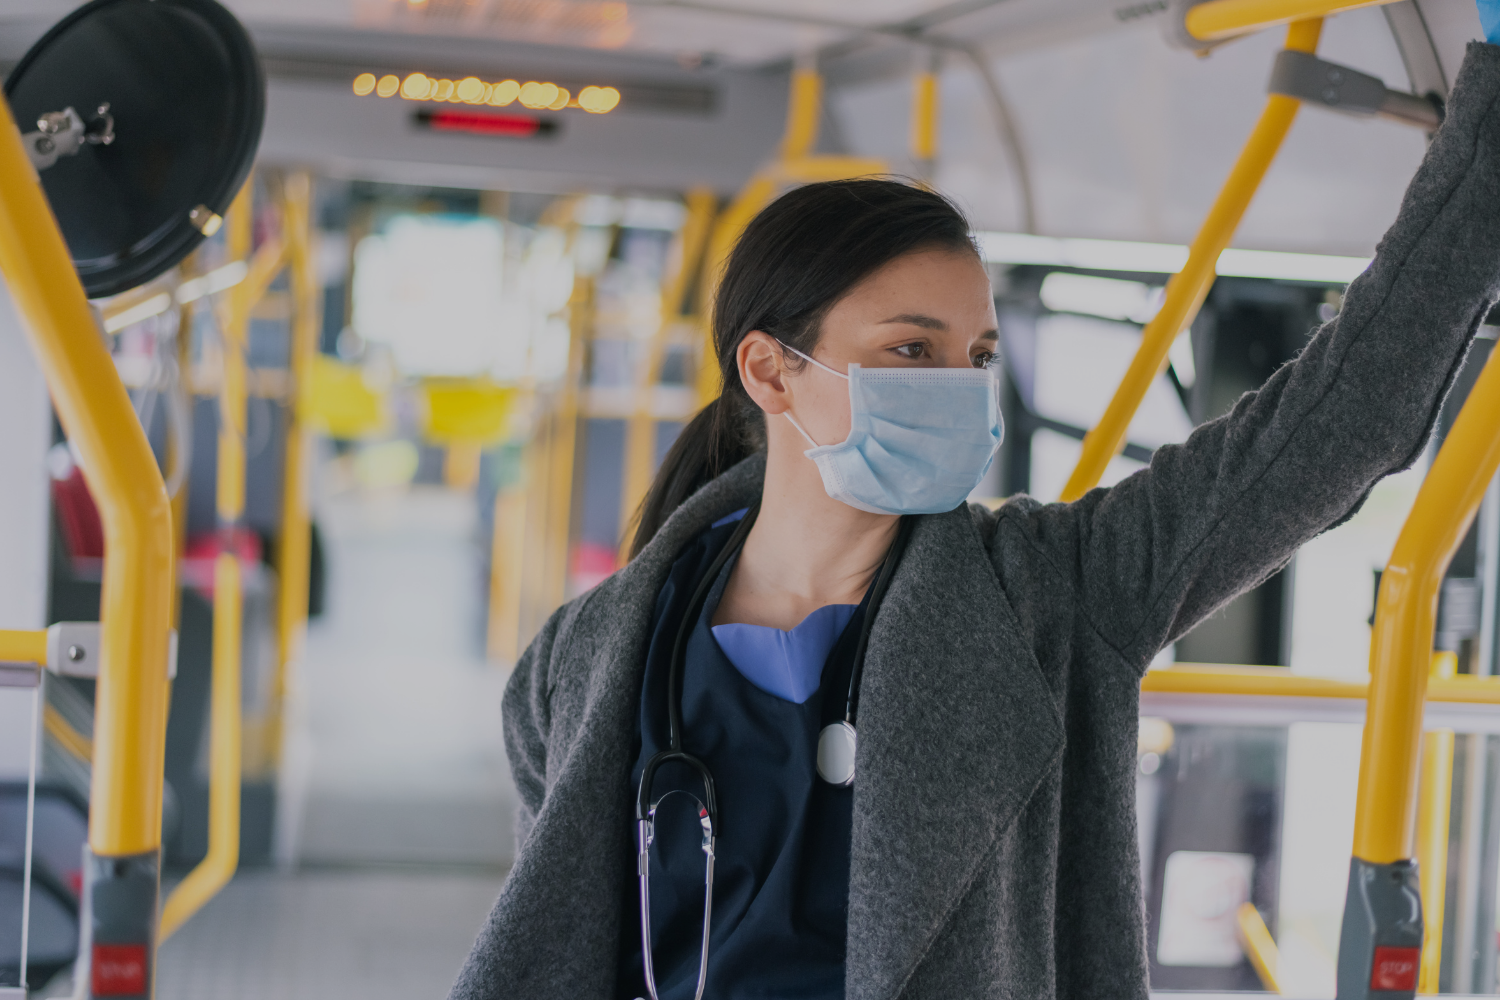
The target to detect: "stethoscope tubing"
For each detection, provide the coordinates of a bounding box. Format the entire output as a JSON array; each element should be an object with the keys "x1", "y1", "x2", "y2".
[
  {"x1": 650, "y1": 502, "x2": 914, "y2": 792},
  {"x1": 633, "y1": 504, "x2": 913, "y2": 1000},
  {"x1": 843, "y1": 514, "x2": 913, "y2": 726}
]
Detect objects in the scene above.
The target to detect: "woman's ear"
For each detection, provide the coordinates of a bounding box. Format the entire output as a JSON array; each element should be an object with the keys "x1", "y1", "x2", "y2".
[{"x1": 738, "y1": 331, "x2": 793, "y2": 415}]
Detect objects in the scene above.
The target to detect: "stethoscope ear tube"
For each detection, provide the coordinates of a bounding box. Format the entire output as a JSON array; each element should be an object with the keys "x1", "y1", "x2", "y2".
[
  {"x1": 665, "y1": 505, "x2": 760, "y2": 753},
  {"x1": 842, "y1": 514, "x2": 915, "y2": 727}
]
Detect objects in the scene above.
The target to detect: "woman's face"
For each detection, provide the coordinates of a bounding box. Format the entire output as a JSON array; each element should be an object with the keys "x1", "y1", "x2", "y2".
[{"x1": 739, "y1": 247, "x2": 999, "y2": 448}]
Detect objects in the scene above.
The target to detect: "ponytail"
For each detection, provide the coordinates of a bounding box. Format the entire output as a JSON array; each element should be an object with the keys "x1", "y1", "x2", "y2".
[
  {"x1": 627, "y1": 394, "x2": 752, "y2": 559},
  {"x1": 625, "y1": 178, "x2": 977, "y2": 559}
]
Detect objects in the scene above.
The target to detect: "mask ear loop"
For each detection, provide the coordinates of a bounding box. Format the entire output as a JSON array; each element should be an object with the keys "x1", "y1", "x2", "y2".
[
  {"x1": 783, "y1": 411, "x2": 820, "y2": 449},
  {"x1": 776, "y1": 340, "x2": 848, "y2": 451},
  {"x1": 778, "y1": 341, "x2": 849, "y2": 381}
]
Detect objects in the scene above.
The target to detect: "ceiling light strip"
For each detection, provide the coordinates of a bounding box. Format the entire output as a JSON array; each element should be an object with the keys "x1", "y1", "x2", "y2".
[
  {"x1": 976, "y1": 231, "x2": 1370, "y2": 283},
  {"x1": 352, "y1": 72, "x2": 620, "y2": 113}
]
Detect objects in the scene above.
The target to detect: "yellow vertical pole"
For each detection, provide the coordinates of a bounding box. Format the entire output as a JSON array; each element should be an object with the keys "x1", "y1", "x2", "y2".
[
  {"x1": 172, "y1": 258, "x2": 198, "y2": 576},
  {"x1": 1059, "y1": 19, "x2": 1323, "y2": 502},
  {"x1": 1355, "y1": 345, "x2": 1500, "y2": 867},
  {"x1": 543, "y1": 274, "x2": 591, "y2": 610},
  {"x1": 695, "y1": 60, "x2": 825, "y2": 405},
  {"x1": 0, "y1": 76, "x2": 174, "y2": 865},
  {"x1": 782, "y1": 60, "x2": 822, "y2": 162},
  {"x1": 273, "y1": 170, "x2": 319, "y2": 771},
  {"x1": 618, "y1": 189, "x2": 717, "y2": 561},
  {"x1": 0, "y1": 72, "x2": 176, "y2": 1000},
  {"x1": 487, "y1": 467, "x2": 528, "y2": 661},
  {"x1": 1416, "y1": 651, "x2": 1458, "y2": 993},
  {"x1": 911, "y1": 52, "x2": 939, "y2": 178},
  {"x1": 517, "y1": 406, "x2": 553, "y2": 644},
  {"x1": 160, "y1": 180, "x2": 253, "y2": 940},
  {"x1": 1334, "y1": 331, "x2": 1500, "y2": 998},
  {"x1": 444, "y1": 441, "x2": 483, "y2": 489},
  {"x1": 694, "y1": 176, "x2": 775, "y2": 406}
]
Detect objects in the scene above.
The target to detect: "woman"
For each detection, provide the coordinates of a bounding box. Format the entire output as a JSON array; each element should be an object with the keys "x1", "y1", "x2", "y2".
[{"x1": 451, "y1": 37, "x2": 1500, "y2": 1000}]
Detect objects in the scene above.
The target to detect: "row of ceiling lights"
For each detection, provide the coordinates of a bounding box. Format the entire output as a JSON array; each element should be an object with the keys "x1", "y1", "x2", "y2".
[{"x1": 352, "y1": 72, "x2": 621, "y2": 113}]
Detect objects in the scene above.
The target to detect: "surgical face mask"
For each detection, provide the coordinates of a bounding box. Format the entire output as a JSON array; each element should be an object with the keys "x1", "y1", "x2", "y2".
[{"x1": 779, "y1": 343, "x2": 1003, "y2": 516}]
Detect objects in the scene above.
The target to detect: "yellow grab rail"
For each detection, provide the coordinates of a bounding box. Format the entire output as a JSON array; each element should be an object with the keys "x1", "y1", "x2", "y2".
[
  {"x1": 0, "y1": 629, "x2": 46, "y2": 664},
  {"x1": 160, "y1": 180, "x2": 254, "y2": 940},
  {"x1": 44, "y1": 704, "x2": 93, "y2": 762},
  {"x1": 1355, "y1": 342, "x2": 1500, "y2": 866},
  {"x1": 1237, "y1": 902, "x2": 1283, "y2": 994},
  {"x1": 1060, "y1": 19, "x2": 1323, "y2": 502},
  {"x1": 274, "y1": 170, "x2": 319, "y2": 765},
  {"x1": 1416, "y1": 651, "x2": 1458, "y2": 993},
  {"x1": 1143, "y1": 662, "x2": 1500, "y2": 705},
  {"x1": 781, "y1": 66, "x2": 822, "y2": 162},
  {"x1": 618, "y1": 187, "x2": 718, "y2": 562},
  {"x1": 911, "y1": 58, "x2": 939, "y2": 170},
  {"x1": 0, "y1": 84, "x2": 175, "y2": 860},
  {"x1": 171, "y1": 252, "x2": 201, "y2": 578},
  {"x1": 1185, "y1": 0, "x2": 1394, "y2": 43},
  {"x1": 694, "y1": 65, "x2": 887, "y2": 404}
]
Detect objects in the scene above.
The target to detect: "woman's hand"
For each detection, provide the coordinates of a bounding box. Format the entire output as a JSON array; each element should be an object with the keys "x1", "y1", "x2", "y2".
[{"x1": 1481, "y1": 0, "x2": 1500, "y2": 46}]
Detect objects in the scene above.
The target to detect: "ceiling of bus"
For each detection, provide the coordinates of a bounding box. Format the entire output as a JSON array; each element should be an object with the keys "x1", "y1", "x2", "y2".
[
  {"x1": 0, "y1": 0, "x2": 1183, "y2": 67},
  {"x1": 0, "y1": 0, "x2": 1486, "y2": 256}
]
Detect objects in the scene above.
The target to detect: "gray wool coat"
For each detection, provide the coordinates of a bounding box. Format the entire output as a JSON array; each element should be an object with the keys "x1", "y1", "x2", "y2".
[{"x1": 451, "y1": 43, "x2": 1500, "y2": 1000}]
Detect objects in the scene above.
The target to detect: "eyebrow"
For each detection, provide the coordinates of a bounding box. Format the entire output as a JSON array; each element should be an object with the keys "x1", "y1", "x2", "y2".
[
  {"x1": 879, "y1": 313, "x2": 948, "y2": 331},
  {"x1": 880, "y1": 314, "x2": 1000, "y2": 343}
]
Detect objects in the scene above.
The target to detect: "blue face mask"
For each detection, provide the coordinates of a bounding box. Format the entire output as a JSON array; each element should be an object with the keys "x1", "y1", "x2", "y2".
[{"x1": 780, "y1": 344, "x2": 1004, "y2": 516}]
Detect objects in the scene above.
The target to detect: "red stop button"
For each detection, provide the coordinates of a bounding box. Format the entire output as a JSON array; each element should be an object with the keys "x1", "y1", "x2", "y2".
[
  {"x1": 1370, "y1": 945, "x2": 1421, "y2": 991},
  {"x1": 93, "y1": 943, "x2": 147, "y2": 996}
]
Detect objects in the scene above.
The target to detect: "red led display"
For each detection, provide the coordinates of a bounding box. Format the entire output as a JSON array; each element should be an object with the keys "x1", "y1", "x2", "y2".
[{"x1": 413, "y1": 108, "x2": 558, "y2": 138}]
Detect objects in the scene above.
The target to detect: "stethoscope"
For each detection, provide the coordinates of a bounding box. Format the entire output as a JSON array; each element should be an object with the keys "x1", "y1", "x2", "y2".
[{"x1": 633, "y1": 503, "x2": 913, "y2": 1000}]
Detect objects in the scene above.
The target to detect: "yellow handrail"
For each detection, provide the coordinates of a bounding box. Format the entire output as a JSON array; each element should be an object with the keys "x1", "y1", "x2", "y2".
[
  {"x1": 1060, "y1": 18, "x2": 1323, "y2": 502},
  {"x1": 1185, "y1": 0, "x2": 1394, "y2": 43},
  {"x1": 0, "y1": 79, "x2": 174, "y2": 863},
  {"x1": 694, "y1": 65, "x2": 887, "y2": 404},
  {"x1": 782, "y1": 66, "x2": 822, "y2": 162},
  {"x1": 1237, "y1": 902, "x2": 1283, "y2": 994},
  {"x1": 618, "y1": 187, "x2": 718, "y2": 562},
  {"x1": 911, "y1": 61, "x2": 939, "y2": 170},
  {"x1": 274, "y1": 170, "x2": 319, "y2": 766},
  {"x1": 1356, "y1": 346, "x2": 1500, "y2": 865},
  {"x1": 160, "y1": 180, "x2": 254, "y2": 940},
  {"x1": 0, "y1": 629, "x2": 46, "y2": 664},
  {"x1": 44, "y1": 704, "x2": 93, "y2": 762},
  {"x1": 1144, "y1": 662, "x2": 1500, "y2": 705},
  {"x1": 1416, "y1": 651, "x2": 1458, "y2": 993},
  {"x1": 172, "y1": 254, "x2": 200, "y2": 561},
  {"x1": 541, "y1": 272, "x2": 591, "y2": 613}
]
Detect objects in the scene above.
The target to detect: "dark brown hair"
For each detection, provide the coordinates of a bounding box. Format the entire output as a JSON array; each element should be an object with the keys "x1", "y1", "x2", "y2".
[{"x1": 627, "y1": 178, "x2": 977, "y2": 558}]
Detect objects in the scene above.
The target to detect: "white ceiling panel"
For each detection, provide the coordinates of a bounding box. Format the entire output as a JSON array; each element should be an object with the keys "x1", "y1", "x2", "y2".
[
  {"x1": 0, "y1": 0, "x2": 1159, "y2": 68},
  {"x1": 344, "y1": 0, "x2": 832, "y2": 64}
]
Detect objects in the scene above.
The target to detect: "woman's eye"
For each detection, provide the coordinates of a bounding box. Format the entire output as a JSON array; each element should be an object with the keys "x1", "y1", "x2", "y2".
[
  {"x1": 973, "y1": 351, "x2": 996, "y2": 369},
  {"x1": 894, "y1": 343, "x2": 926, "y2": 359}
]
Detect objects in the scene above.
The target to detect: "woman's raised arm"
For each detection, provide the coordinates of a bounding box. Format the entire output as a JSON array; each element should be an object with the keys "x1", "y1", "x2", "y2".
[{"x1": 1005, "y1": 42, "x2": 1500, "y2": 676}]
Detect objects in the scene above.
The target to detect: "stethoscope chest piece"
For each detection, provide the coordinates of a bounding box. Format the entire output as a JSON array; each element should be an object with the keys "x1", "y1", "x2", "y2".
[{"x1": 816, "y1": 721, "x2": 857, "y2": 786}]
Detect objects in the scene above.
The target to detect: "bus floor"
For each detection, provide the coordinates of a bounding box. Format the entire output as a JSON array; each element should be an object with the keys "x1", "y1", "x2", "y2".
[
  {"x1": 152, "y1": 868, "x2": 505, "y2": 999},
  {"x1": 280, "y1": 477, "x2": 518, "y2": 867}
]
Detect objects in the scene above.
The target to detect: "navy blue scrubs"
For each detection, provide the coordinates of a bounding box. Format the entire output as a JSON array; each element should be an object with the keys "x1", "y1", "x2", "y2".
[{"x1": 617, "y1": 513, "x2": 873, "y2": 1000}]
